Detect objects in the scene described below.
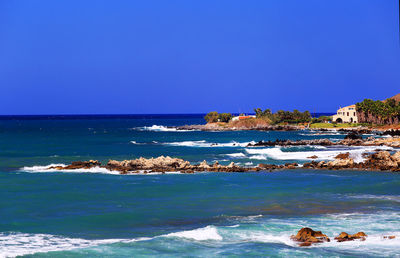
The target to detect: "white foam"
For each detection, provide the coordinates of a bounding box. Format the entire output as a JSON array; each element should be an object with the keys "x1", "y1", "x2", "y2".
[
  {"x1": 130, "y1": 141, "x2": 147, "y2": 145},
  {"x1": 20, "y1": 164, "x2": 120, "y2": 175},
  {"x1": 164, "y1": 225, "x2": 223, "y2": 241},
  {"x1": 163, "y1": 140, "x2": 254, "y2": 148},
  {"x1": 299, "y1": 132, "x2": 342, "y2": 136},
  {"x1": 133, "y1": 125, "x2": 192, "y2": 132},
  {"x1": 231, "y1": 231, "x2": 295, "y2": 246},
  {"x1": 226, "y1": 153, "x2": 246, "y2": 158},
  {"x1": 0, "y1": 232, "x2": 149, "y2": 258},
  {"x1": 245, "y1": 146, "x2": 393, "y2": 162},
  {"x1": 350, "y1": 194, "x2": 400, "y2": 203}
]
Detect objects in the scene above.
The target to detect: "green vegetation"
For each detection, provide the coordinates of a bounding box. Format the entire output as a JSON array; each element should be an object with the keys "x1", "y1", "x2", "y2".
[
  {"x1": 204, "y1": 112, "x2": 232, "y2": 123},
  {"x1": 218, "y1": 113, "x2": 232, "y2": 123},
  {"x1": 204, "y1": 111, "x2": 219, "y2": 123},
  {"x1": 254, "y1": 108, "x2": 311, "y2": 124},
  {"x1": 356, "y1": 99, "x2": 400, "y2": 118},
  {"x1": 310, "y1": 123, "x2": 362, "y2": 128},
  {"x1": 311, "y1": 116, "x2": 332, "y2": 123}
]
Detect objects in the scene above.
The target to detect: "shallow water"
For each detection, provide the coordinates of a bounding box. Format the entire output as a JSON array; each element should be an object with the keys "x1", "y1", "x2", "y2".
[{"x1": 0, "y1": 115, "x2": 399, "y2": 257}]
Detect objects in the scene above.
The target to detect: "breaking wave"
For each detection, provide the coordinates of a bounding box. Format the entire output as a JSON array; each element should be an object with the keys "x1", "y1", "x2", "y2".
[
  {"x1": 160, "y1": 140, "x2": 255, "y2": 148},
  {"x1": 164, "y1": 225, "x2": 222, "y2": 241},
  {"x1": 20, "y1": 164, "x2": 119, "y2": 174},
  {"x1": 245, "y1": 146, "x2": 394, "y2": 162},
  {"x1": 132, "y1": 125, "x2": 192, "y2": 132},
  {"x1": 0, "y1": 232, "x2": 146, "y2": 258},
  {"x1": 2, "y1": 211, "x2": 400, "y2": 257}
]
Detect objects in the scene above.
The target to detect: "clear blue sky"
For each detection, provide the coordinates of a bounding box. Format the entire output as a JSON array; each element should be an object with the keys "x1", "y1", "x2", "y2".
[{"x1": 0, "y1": 0, "x2": 399, "y2": 114}]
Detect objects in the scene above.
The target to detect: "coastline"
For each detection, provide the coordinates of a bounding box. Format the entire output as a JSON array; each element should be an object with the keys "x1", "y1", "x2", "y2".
[
  {"x1": 32, "y1": 147, "x2": 400, "y2": 174},
  {"x1": 176, "y1": 122, "x2": 400, "y2": 134}
]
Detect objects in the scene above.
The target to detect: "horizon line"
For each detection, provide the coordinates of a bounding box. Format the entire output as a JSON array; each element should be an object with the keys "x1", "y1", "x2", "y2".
[{"x1": 0, "y1": 112, "x2": 336, "y2": 116}]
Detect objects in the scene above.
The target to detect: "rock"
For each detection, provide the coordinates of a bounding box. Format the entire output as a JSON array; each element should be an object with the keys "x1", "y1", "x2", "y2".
[
  {"x1": 258, "y1": 163, "x2": 281, "y2": 171},
  {"x1": 392, "y1": 151, "x2": 400, "y2": 165},
  {"x1": 227, "y1": 162, "x2": 235, "y2": 168},
  {"x1": 307, "y1": 155, "x2": 318, "y2": 159},
  {"x1": 291, "y1": 228, "x2": 330, "y2": 246},
  {"x1": 284, "y1": 163, "x2": 298, "y2": 169},
  {"x1": 345, "y1": 132, "x2": 363, "y2": 140},
  {"x1": 198, "y1": 160, "x2": 210, "y2": 170},
  {"x1": 364, "y1": 151, "x2": 398, "y2": 170},
  {"x1": 248, "y1": 139, "x2": 335, "y2": 147},
  {"x1": 62, "y1": 160, "x2": 101, "y2": 170},
  {"x1": 212, "y1": 161, "x2": 221, "y2": 169},
  {"x1": 383, "y1": 235, "x2": 396, "y2": 240},
  {"x1": 326, "y1": 158, "x2": 354, "y2": 169},
  {"x1": 382, "y1": 129, "x2": 400, "y2": 137},
  {"x1": 335, "y1": 153, "x2": 350, "y2": 159},
  {"x1": 334, "y1": 232, "x2": 367, "y2": 242}
]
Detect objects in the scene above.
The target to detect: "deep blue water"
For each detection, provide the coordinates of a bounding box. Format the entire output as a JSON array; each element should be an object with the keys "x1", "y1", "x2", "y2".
[{"x1": 0, "y1": 115, "x2": 399, "y2": 257}]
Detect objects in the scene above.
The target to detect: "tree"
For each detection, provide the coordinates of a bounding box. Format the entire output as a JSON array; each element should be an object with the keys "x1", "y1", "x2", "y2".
[
  {"x1": 204, "y1": 111, "x2": 219, "y2": 123},
  {"x1": 356, "y1": 98, "x2": 400, "y2": 124},
  {"x1": 218, "y1": 113, "x2": 232, "y2": 123},
  {"x1": 254, "y1": 108, "x2": 263, "y2": 118}
]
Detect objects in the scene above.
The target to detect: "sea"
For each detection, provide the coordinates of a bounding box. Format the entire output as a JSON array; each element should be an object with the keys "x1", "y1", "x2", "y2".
[{"x1": 1, "y1": 114, "x2": 399, "y2": 257}]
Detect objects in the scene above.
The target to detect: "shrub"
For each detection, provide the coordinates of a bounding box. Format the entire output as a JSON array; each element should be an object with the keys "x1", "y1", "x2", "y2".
[
  {"x1": 218, "y1": 113, "x2": 232, "y2": 123},
  {"x1": 204, "y1": 111, "x2": 219, "y2": 123}
]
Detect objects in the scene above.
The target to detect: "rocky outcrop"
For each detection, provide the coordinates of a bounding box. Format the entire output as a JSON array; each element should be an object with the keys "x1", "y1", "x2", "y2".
[
  {"x1": 51, "y1": 156, "x2": 261, "y2": 174},
  {"x1": 292, "y1": 228, "x2": 371, "y2": 247},
  {"x1": 363, "y1": 151, "x2": 400, "y2": 171},
  {"x1": 291, "y1": 228, "x2": 330, "y2": 246},
  {"x1": 248, "y1": 139, "x2": 334, "y2": 147},
  {"x1": 49, "y1": 160, "x2": 101, "y2": 170},
  {"x1": 335, "y1": 153, "x2": 350, "y2": 159},
  {"x1": 46, "y1": 151, "x2": 400, "y2": 174},
  {"x1": 381, "y1": 129, "x2": 400, "y2": 137},
  {"x1": 334, "y1": 232, "x2": 367, "y2": 242},
  {"x1": 302, "y1": 151, "x2": 400, "y2": 172},
  {"x1": 344, "y1": 132, "x2": 363, "y2": 140}
]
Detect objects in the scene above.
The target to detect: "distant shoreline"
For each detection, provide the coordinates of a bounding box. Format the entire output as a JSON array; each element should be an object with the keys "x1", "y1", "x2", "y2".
[{"x1": 0, "y1": 113, "x2": 335, "y2": 120}]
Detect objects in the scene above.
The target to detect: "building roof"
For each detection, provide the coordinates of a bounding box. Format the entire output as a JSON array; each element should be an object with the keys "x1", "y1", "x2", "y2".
[{"x1": 338, "y1": 104, "x2": 355, "y2": 110}]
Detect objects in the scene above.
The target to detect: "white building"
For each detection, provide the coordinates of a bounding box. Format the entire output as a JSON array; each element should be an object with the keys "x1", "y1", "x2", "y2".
[
  {"x1": 332, "y1": 105, "x2": 358, "y2": 123},
  {"x1": 231, "y1": 115, "x2": 256, "y2": 121}
]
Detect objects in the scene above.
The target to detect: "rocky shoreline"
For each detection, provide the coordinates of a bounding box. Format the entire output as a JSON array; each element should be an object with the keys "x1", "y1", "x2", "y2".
[
  {"x1": 176, "y1": 124, "x2": 301, "y2": 131},
  {"x1": 247, "y1": 136, "x2": 400, "y2": 148},
  {"x1": 175, "y1": 123, "x2": 400, "y2": 134},
  {"x1": 48, "y1": 156, "x2": 262, "y2": 174},
  {"x1": 45, "y1": 148, "x2": 400, "y2": 174}
]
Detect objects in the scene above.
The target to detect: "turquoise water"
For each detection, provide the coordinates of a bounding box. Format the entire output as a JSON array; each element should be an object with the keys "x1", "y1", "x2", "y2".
[{"x1": 1, "y1": 116, "x2": 399, "y2": 257}]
